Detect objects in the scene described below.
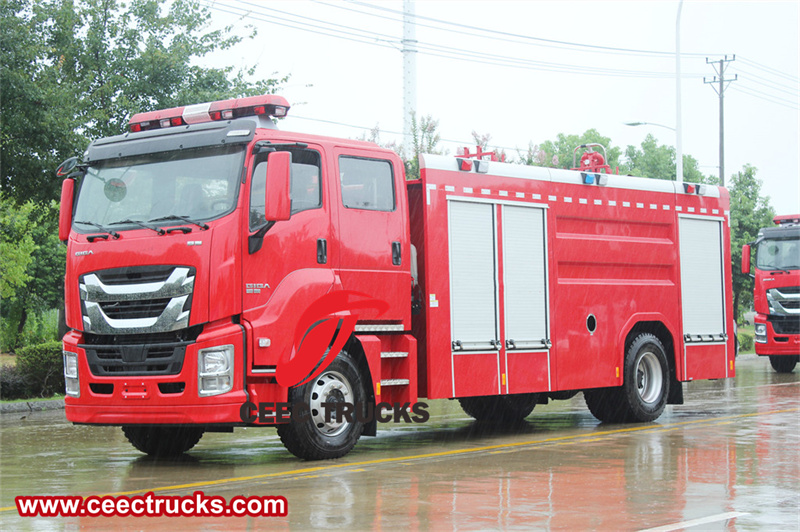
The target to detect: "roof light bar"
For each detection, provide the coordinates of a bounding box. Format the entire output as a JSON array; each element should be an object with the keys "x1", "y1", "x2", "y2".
[{"x1": 129, "y1": 95, "x2": 291, "y2": 133}]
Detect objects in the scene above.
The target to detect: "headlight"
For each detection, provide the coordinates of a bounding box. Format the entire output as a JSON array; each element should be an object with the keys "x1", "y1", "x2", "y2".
[
  {"x1": 754, "y1": 323, "x2": 767, "y2": 343},
  {"x1": 63, "y1": 351, "x2": 80, "y2": 397},
  {"x1": 198, "y1": 345, "x2": 234, "y2": 396}
]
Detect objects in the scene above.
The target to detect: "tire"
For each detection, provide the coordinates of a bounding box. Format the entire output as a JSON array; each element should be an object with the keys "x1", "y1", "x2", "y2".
[
  {"x1": 122, "y1": 426, "x2": 204, "y2": 457},
  {"x1": 277, "y1": 348, "x2": 367, "y2": 460},
  {"x1": 585, "y1": 333, "x2": 670, "y2": 423},
  {"x1": 584, "y1": 388, "x2": 630, "y2": 423},
  {"x1": 769, "y1": 355, "x2": 798, "y2": 373},
  {"x1": 459, "y1": 393, "x2": 538, "y2": 423}
]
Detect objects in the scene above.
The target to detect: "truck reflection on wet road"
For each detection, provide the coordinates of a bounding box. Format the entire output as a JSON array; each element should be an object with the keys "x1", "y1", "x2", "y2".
[{"x1": 1, "y1": 354, "x2": 798, "y2": 530}]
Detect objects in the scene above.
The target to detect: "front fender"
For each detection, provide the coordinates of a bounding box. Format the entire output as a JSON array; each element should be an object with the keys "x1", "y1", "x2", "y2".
[{"x1": 244, "y1": 268, "x2": 338, "y2": 370}]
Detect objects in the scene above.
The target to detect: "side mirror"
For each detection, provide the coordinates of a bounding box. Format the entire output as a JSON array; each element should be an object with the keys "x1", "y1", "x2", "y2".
[
  {"x1": 59, "y1": 178, "x2": 75, "y2": 241},
  {"x1": 56, "y1": 157, "x2": 79, "y2": 178},
  {"x1": 264, "y1": 151, "x2": 292, "y2": 222},
  {"x1": 741, "y1": 244, "x2": 751, "y2": 274}
]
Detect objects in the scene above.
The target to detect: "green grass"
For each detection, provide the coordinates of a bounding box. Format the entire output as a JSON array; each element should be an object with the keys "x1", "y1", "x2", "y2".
[{"x1": 1, "y1": 394, "x2": 65, "y2": 404}]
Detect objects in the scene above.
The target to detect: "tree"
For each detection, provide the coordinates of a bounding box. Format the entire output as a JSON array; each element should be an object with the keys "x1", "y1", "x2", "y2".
[
  {"x1": 0, "y1": 0, "x2": 286, "y2": 349},
  {"x1": 0, "y1": 194, "x2": 38, "y2": 351},
  {"x1": 1, "y1": 0, "x2": 286, "y2": 205},
  {"x1": 516, "y1": 142, "x2": 550, "y2": 166},
  {"x1": 728, "y1": 165, "x2": 775, "y2": 321},
  {"x1": 622, "y1": 134, "x2": 712, "y2": 183},
  {"x1": 403, "y1": 113, "x2": 443, "y2": 180}
]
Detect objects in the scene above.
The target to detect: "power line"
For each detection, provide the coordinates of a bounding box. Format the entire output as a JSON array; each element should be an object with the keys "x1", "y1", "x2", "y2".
[
  {"x1": 345, "y1": 0, "x2": 717, "y2": 58},
  {"x1": 207, "y1": 1, "x2": 705, "y2": 80},
  {"x1": 734, "y1": 68, "x2": 800, "y2": 97},
  {"x1": 315, "y1": 0, "x2": 717, "y2": 59},
  {"x1": 731, "y1": 86, "x2": 800, "y2": 111},
  {"x1": 738, "y1": 56, "x2": 799, "y2": 84}
]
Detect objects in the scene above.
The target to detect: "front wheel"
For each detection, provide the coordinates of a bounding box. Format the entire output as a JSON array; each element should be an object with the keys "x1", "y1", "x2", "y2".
[
  {"x1": 277, "y1": 348, "x2": 367, "y2": 460},
  {"x1": 769, "y1": 355, "x2": 798, "y2": 373},
  {"x1": 122, "y1": 426, "x2": 204, "y2": 457}
]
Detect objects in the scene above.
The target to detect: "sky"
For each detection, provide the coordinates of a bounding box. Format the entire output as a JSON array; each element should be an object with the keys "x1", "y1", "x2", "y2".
[{"x1": 201, "y1": 0, "x2": 799, "y2": 215}]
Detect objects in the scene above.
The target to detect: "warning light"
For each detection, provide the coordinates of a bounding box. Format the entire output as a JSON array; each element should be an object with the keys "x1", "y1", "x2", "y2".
[{"x1": 129, "y1": 95, "x2": 291, "y2": 133}]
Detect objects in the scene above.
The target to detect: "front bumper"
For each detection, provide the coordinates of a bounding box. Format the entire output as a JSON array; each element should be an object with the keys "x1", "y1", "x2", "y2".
[
  {"x1": 754, "y1": 315, "x2": 800, "y2": 356},
  {"x1": 63, "y1": 320, "x2": 249, "y2": 426}
]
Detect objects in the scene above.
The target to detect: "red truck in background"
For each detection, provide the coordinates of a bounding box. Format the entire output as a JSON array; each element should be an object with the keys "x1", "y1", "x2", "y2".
[
  {"x1": 57, "y1": 95, "x2": 736, "y2": 460},
  {"x1": 742, "y1": 215, "x2": 800, "y2": 372}
]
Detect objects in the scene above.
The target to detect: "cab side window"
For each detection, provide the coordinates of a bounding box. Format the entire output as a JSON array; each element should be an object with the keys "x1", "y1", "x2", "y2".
[
  {"x1": 339, "y1": 156, "x2": 395, "y2": 212},
  {"x1": 250, "y1": 148, "x2": 322, "y2": 230}
]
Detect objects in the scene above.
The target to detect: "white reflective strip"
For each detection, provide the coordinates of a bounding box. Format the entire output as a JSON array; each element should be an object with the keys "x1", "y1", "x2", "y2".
[
  {"x1": 532, "y1": 194, "x2": 541, "y2": 200},
  {"x1": 463, "y1": 187, "x2": 473, "y2": 193},
  {"x1": 564, "y1": 197, "x2": 573, "y2": 203},
  {"x1": 182, "y1": 102, "x2": 211, "y2": 124},
  {"x1": 426, "y1": 183, "x2": 436, "y2": 205},
  {"x1": 445, "y1": 185, "x2": 455, "y2": 192},
  {"x1": 594, "y1": 199, "x2": 602, "y2": 205},
  {"x1": 481, "y1": 189, "x2": 491, "y2": 195},
  {"x1": 623, "y1": 201, "x2": 631, "y2": 207},
  {"x1": 548, "y1": 195, "x2": 557, "y2": 201},
  {"x1": 499, "y1": 190, "x2": 508, "y2": 197}
]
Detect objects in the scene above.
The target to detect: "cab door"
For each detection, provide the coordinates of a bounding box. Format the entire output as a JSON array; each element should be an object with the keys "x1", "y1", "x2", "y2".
[
  {"x1": 242, "y1": 144, "x2": 334, "y2": 369},
  {"x1": 334, "y1": 148, "x2": 409, "y2": 325}
]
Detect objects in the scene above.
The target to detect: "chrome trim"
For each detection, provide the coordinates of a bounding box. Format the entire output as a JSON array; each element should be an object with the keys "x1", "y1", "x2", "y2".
[
  {"x1": 767, "y1": 287, "x2": 800, "y2": 316},
  {"x1": 83, "y1": 295, "x2": 190, "y2": 334},
  {"x1": 80, "y1": 267, "x2": 193, "y2": 302},
  {"x1": 354, "y1": 324, "x2": 405, "y2": 332}
]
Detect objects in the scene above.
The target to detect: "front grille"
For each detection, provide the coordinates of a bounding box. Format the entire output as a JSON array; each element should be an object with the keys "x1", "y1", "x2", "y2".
[
  {"x1": 81, "y1": 342, "x2": 189, "y2": 376},
  {"x1": 99, "y1": 298, "x2": 172, "y2": 320},
  {"x1": 94, "y1": 265, "x2": 177, "y2": 285},
  {"x1": 80, "y1": 265, "x2": 195, "y2": 335},
  {"x1": 770, "y1": 316, "x2": 800, "y2": 335}
]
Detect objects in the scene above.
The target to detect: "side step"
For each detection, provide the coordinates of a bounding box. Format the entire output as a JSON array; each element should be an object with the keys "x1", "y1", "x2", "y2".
[{"x1": 380, "y1": 379, "x2": 410, "y2": 386}]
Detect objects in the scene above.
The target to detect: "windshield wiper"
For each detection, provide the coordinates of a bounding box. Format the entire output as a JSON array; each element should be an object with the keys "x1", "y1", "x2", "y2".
[
  {"x1": 74, "y1": 220, "x2": 120, "y2": 241},
  {"x1": 108, "y1": 218, "x2": 165, "y2": 235},
  {"x1": 148, "y1": 214, "x2": 209, "y2": 230}
]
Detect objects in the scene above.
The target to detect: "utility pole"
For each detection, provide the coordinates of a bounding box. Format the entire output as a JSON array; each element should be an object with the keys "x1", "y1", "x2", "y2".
[
  {"x1": 704, "y1": 55, "x2": 737, "y2": 187},
  {"x1": 676, "y1": 0, "x2": 683, "y2": 184},
  {"x1": 402, "y1": 0, "x2": 417, "y2": 160}
]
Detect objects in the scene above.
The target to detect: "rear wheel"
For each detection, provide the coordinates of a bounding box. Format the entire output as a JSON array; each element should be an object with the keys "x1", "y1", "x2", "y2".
[
  {"x1": 277, "y1": 348, "x2": 367, "y2": 460},
  {"x1": 459, "y1": 394, "x2": 538, "y2": 423},
  {"x1": 623, "y1": 334, "x2": 669, "y2": 422},
  {"x1": 122, "y1": 426, "x2": 204, "y2": 457},
  {"x1": 769, "y1": 355, "x2": 798, "y2": 373},
  {"x1": 585, "y1": 333, "x2": 669, "y2": 423}
]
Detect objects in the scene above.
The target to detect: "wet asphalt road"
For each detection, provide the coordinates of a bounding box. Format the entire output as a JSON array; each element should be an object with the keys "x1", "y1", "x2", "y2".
[{"x1": 1, "y1": 353, "x2": 798, "y2": 531}]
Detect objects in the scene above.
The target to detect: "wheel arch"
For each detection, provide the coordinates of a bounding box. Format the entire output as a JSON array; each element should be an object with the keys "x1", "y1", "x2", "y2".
[{"x1": 621, "y1": 318, "x2": 683, "y2": 405}]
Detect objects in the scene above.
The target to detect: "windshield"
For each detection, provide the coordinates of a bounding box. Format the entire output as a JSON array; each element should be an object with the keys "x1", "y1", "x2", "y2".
[
  {"x1": 73, "y1": 145, "x2": 244, "y2": 231},
  {"x1": 756, "y1": 238, "x2": 800, "y2": 271}
]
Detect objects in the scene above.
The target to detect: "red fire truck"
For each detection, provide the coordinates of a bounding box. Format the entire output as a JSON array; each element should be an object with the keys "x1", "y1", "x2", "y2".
[
  {"x1": 741, "y1": 215, "x2": 800, "y2": 372},
  {"x1": 57, "y1": 95, "x2": 735, "y2": 460}
]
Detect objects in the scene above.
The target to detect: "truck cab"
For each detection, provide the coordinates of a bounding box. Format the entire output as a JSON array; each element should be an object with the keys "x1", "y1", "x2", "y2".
[
  {"x1": 742, "y1": 215, "x2": 800, "y2": 372},
  {"x1": 59, "y1": 95, "x2": 412, "y2": 458}
]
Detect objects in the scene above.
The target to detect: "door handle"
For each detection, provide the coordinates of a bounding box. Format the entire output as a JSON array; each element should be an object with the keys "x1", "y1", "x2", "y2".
[
  {"x1": 392, "y1": 241, "x2": 401, "y2": 266},
  {"x1": 317, "y1": 238, "x2": 327, "y2": 264}
]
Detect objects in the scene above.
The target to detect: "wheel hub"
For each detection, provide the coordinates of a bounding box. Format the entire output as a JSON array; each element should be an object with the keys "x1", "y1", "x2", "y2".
[
  {"x1": 635, "y1": 351, "x2": 664, "y2": 404},
  {"x1": 308, "y1": 371, "x2": 353, "y2": 437}
]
